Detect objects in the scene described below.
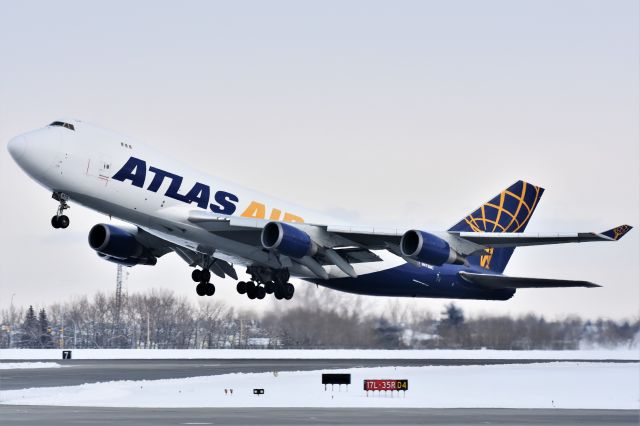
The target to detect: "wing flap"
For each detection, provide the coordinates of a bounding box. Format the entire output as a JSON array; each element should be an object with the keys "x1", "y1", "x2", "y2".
[
  {"x1": 459, "y1": 271, "x2": 600, "y2": 289},
  {"x1": 320, "y1": 247, "x2": 382, "y2": 264},
  {"x1": 135, "y1": 227, "x2": 175, "y2": 258},
  {"x1": 325, "y1": 226, "x2": 403, "y2": 249}
]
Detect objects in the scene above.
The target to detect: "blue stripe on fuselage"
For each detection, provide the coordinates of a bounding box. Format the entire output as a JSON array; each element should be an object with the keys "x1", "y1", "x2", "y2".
[{"x1": 311, "y1": 263, "x2": 515, "y2": 301}]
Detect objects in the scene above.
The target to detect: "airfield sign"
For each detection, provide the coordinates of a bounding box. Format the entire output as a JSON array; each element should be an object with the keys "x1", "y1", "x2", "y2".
[{"x1": 364, "y1": 379, "x2": 408, "y2": 392}]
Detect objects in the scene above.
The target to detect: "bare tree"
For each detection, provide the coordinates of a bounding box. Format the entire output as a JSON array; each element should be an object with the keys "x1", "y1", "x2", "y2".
[{"x1": 2, "y1": 288, "x2": 637, "y2": 350}]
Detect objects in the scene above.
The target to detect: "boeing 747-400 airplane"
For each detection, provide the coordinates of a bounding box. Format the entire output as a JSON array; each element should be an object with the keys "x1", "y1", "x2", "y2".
[{"x1": 7, "y1": 119, "x2": 633, "y2": 301}]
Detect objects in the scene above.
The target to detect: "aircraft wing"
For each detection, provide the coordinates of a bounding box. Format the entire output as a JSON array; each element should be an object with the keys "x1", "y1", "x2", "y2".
[
  {"x1": 459, "y1": 271, "x2": 600, "y2": 289},
  {"x1": 186, "y1": 211, "x2": 386, "y2": 277},
  {"x1": 186, "y1": 210, "x2": 632, "y2": 278},
  {"x1": 450, "y1": 224, "x2": 633, "y2": 255},
  {"x1": 188, "y1": 210, "x2": 400, "y2": 248},
  {"x1": 294, "y1": 224, "x2": 634, "y2": 261}
]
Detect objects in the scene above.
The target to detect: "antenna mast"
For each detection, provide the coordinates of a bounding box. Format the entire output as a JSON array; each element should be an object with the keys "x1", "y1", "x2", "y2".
[
  {"x1": 115, "y1": 264, "x2": 123, "y2": 326},
  {"x1": 114, "y1": 264, "x2": 125, "y2": 347}
]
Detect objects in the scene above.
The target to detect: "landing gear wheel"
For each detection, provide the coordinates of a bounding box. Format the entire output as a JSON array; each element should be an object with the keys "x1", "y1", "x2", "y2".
[
  {"x1": 264, "y1": 282, "x2": 274, "y2": 294},
  {"x1": 284, "y1": 283, "x2": 294, "y2": 300},
  {"x1": 196, "y1": 282, "x2": 207, "y2": 296},
  {"x1": 256, "y1": 286, "x2": 266, "y2": 299},
  {"x1": 200, "y1": 269, "x2": 211, "y2": 282},
  {"x1": 191, "y1": 269, "x2": 202, "y2": 282},
  {"x1": 274, "y1": 284, "x2": 284, "y2": 300},
  {"x1": 236, "y1": 281, "x2": 247, "y2": 294},
  {"x1": 57, "y1": 215, "x2": 69, "y2": 229},
  {"x1": 247, "y1": 287, "x2": 257, "y2": 299},
  {"x1": 205, "y1": 283, "x2": 215, "y2": 296},
  {"x1": 51, "y1": 216, "x2": 60, "y2": 229}
]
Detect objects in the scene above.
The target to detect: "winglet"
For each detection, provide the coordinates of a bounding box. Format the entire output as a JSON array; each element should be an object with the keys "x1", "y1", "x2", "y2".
[{"x1": 601, "y1": 225, "x2": 633, "y2": 241}]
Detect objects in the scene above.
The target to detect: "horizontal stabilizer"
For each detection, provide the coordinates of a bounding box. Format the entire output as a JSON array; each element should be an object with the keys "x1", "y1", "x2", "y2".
[{"x1": 459, "y1": 271, "x2": 600, "y2": 289}]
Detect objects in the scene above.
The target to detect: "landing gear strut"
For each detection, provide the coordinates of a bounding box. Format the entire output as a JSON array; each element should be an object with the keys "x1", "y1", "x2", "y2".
[{"x1": 51, "y1": 192, "x2": 70, "y2": 229}]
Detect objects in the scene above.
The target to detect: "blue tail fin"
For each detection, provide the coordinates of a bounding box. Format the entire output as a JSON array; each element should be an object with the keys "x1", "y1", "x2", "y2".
[{"x1": 449, "y1": 180, "x2": 544, "y2": 273}]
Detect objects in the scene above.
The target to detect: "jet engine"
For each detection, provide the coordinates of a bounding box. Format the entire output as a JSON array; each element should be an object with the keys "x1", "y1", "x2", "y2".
[
  {"x1": 88, "y1": 224, "x2": 157, "y2": 266},
  {"x1": 261, "y1": 222, "x2": 317, "y2": 259},
  {"x1": 400, "y1": 230, "x2": 465, "y2": 266}
]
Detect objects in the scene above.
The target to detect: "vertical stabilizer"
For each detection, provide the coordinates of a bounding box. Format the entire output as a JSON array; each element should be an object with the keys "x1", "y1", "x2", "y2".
[{"x1": 449, "y1": 180, "x2": 544, "y2": 273}]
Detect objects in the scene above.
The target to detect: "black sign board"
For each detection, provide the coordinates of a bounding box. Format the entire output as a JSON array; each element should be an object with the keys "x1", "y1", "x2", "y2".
[
  {"x1": 322, "y1": 373, "x2": 351, "y2": 385},
  {"x1": 253, "y1": 388, "x2": 264, "y2": 395},
  {"x1": 62, "y1": 350, "x2": 72, "y2": 360}
]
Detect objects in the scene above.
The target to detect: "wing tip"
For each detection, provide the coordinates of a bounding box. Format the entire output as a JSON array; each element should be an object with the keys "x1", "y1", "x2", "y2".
[{"x1": 601, "y1": 224, "x2": 633, "y2": 241}]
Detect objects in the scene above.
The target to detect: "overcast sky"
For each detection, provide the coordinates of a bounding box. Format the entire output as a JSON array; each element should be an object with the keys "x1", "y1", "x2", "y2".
[{"x1": 0, "y1": 0, "x2": 638, "y2": 320}]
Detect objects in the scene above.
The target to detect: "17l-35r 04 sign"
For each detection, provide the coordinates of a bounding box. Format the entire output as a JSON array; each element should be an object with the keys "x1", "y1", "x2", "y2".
[{"x1": 363, "y1": 379, "x2": 408, "y2": 391}]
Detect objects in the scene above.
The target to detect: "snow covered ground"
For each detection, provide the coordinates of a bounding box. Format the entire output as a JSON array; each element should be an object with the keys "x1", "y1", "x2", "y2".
[
  {"x1": 1, "y1": 348, "x2": 638, "y2": 360},
  {"x1": 0, "y1": 362, "x2": 61, "y2": 370},
  {"x1": 1, "y1": 362, "x2": 638, "y2": 409}
]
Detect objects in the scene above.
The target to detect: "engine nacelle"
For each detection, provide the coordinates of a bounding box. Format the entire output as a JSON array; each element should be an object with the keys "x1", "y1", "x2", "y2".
[
  {"x1": 89, "y1": 224, "x2": 156, "y2": 265},
  {"x1": 261, "y1": 222, "x2": 317, "y2": 259},
  {"x1": 400, "y1": 230, "x2": 464, "y2": 266}
]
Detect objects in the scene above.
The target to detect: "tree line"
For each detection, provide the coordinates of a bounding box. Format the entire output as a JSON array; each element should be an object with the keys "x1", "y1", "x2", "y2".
[{"x1": 0, "y1": 287, "x2": 637, "y2": 350}]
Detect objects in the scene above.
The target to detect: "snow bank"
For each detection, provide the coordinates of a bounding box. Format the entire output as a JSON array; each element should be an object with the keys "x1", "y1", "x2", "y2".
[
  {"x1": 0, "y1": 348, "x2": 637, "y2": 360},
  {"x1": 0, "y1": 362, "x2": 61, "y2": 370},
  {"x1": 1, "y1": 362, "x2": 637, "y2": 409}
]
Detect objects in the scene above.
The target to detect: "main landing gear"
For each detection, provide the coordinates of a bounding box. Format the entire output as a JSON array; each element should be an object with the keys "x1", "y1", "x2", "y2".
[
  {"x1": 192, "y1": 268, "x2": 215, "y2": 297},
  {"x1": 51, "y1": 192, "x2": 70, "y2": 229},
  {"x1": 236, "y1": 267, "x2": 295, "y2": 301},
  {"x1": 236, "y1": 281, "x2": 294, "y2": 300},
  {"x1": 189, "y1": 264, "x2": 295, "y2": 300}
]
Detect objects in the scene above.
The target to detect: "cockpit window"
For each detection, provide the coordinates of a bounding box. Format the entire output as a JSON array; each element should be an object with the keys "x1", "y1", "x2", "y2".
[{"x1": 49, "y1": 121, "x2": 75, "y2": 131}]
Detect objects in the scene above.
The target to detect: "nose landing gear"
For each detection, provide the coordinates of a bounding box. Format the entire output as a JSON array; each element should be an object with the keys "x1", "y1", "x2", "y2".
[{"x1": 51, "y1": 192, "x2": 70, "y2": 229}]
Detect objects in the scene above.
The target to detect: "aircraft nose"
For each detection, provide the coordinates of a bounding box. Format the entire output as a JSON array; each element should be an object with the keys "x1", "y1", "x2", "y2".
[{"x1": 7, "y1": 135, "x2": 28, "y2": 162}]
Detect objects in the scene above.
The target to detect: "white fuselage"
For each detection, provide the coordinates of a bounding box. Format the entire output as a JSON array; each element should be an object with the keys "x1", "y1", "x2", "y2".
[{"x1": 7, "y1": 120, "x2": 404, "y2": 280}]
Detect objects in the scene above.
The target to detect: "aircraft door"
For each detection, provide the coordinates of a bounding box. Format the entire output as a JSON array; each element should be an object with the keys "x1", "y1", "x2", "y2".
[{"x1": 86, "y1": 156, "x2": 112, "y2": 185}]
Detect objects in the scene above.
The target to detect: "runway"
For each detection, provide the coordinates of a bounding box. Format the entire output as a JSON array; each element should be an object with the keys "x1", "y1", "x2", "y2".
[
  {"x1": 1, "y1": 357, "x2": 634, "y2": 390},
  {"x1": 1, "y1": 358, "x2": 637, "y2": 425},
  {"x1": 0, "y1": 406, "x2": 637, "y2": 425}
]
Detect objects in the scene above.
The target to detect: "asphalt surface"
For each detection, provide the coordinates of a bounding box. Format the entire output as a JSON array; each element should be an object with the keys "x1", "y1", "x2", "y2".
[
  {"x1": 1, "y1": 358, "x2": 634, "y2": 390},
  {"x1": 1, "y1": 358, "x2": 637, "y2": 425},
  {"x1": 0, "y1": 406, "x2": 637, "y2": 425}
]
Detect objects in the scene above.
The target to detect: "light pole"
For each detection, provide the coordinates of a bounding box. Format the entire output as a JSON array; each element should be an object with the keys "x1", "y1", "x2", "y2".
[
  {"x1": 67, "y1": 317, "x2": 79, "y2": 349},
  {"x1": 59, "y1": 308, "x2": 65, "y2": 349},
  {"x1": 9, "y1": 293, "x2": 16, "y2": 348}
]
